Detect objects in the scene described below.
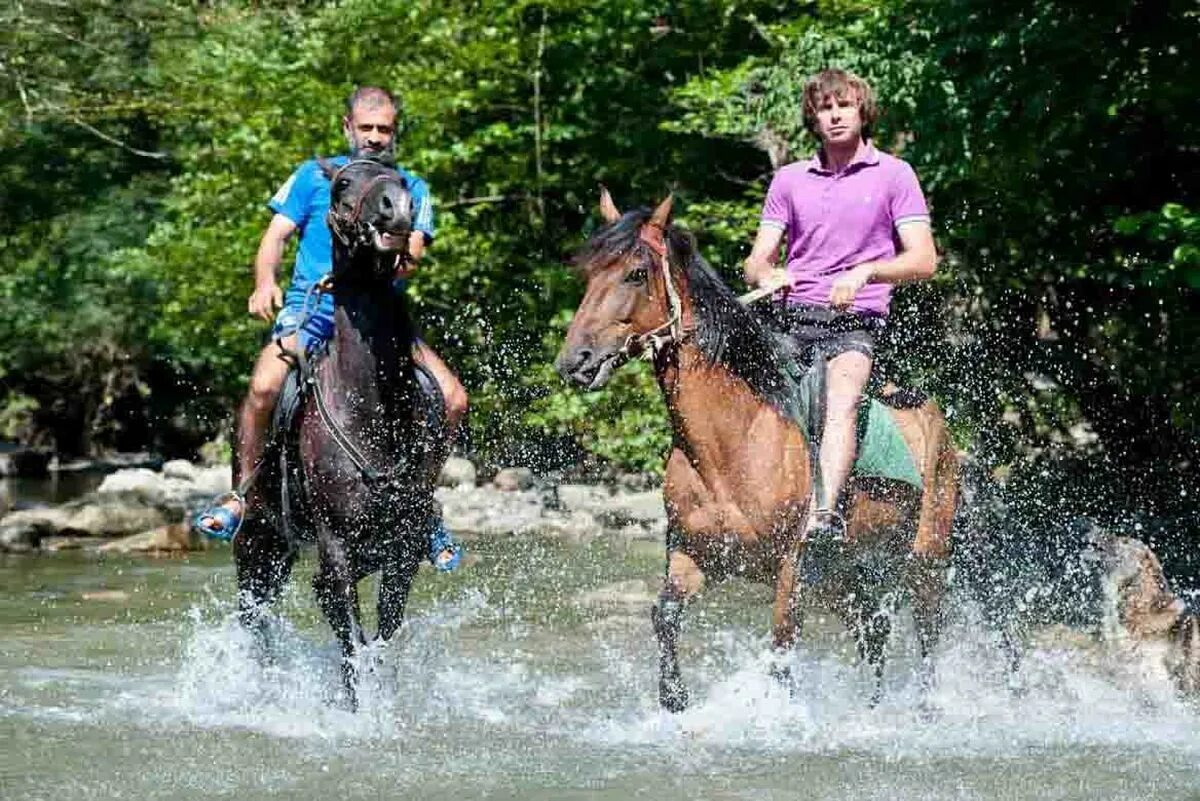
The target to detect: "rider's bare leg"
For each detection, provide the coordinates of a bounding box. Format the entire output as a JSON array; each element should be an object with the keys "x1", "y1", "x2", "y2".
[
  {"x1": 412, "y1": 340, "x2": 467, "y2": 568},
  {"x1": 413, "y1": 340, "x2": 469, "y2": 443},
  {"x1": 199, "y1": 336, "x2": 294, "y2": 528},
  {"x1": 809, "y1": 349, "x2": 872, "y2": 533}
]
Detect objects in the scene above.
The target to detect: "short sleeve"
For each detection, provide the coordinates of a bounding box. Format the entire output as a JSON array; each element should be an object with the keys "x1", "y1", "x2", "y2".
[
  {"x1": 268, "y1": 161, "x2": 318, "y2": 226},
  {"x1": 890, "y1": 161, "x2": 930, "y2": 229},
  {"x1": 408, "y1": 176, "x2": 436, "y2": 241},
  {"x1": 760, "y1": 169, "x2": 790, "y2": 231}
]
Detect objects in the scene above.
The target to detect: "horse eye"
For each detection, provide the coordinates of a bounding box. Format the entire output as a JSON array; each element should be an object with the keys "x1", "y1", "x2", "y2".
[{"x1": 624, "y1": 266, "x2": 648, "y2": 285}]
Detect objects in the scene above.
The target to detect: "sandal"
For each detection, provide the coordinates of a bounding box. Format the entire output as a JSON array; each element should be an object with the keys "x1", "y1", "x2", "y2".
[
  {"x1": 192, "y1": 491, "x2": 246, "y2": 542},
  {"x1": 427, "y1": 520, "x2": 463, "y2": 572}
]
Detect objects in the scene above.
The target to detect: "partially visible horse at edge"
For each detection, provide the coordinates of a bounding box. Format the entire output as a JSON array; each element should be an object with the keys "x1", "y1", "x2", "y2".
[
  {"x1": 234, "y1": 159, "x2": 451, "y2": 709},
  {"x1": 556, "y1": 192, "x2": 959, "y2": 711}
]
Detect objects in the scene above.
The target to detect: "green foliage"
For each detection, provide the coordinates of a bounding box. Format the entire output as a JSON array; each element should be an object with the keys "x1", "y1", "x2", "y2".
[{"x1": 0, "y1": 0, "x2": 1196, "y2": 480}]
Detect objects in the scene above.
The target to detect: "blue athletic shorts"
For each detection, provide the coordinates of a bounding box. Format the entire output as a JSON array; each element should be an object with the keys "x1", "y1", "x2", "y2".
[{"x1": 272, "y1": 286, "x2": 335, "y2": 352}]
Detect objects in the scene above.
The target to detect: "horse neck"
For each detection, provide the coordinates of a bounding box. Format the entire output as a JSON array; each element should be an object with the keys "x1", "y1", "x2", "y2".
[
  {"x1": 326, "y1": 250, "x2": 414, "y2": 412},
  {"x1": 655, "y1": 342, "x2": 775, "y2": 472}
]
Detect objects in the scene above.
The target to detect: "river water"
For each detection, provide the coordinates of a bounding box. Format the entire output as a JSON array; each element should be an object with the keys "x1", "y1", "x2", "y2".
[{"x1": 2, "y1": 534, "x2": 1198, "y2": 800}]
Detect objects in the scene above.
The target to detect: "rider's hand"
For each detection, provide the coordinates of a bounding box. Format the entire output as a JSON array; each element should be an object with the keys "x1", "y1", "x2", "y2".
[
  {"x1": 248, "y1": 281, "x2": 283, "y2": 322},
  {"x1": 407, "y1": 231, "x2": 425, "y2": 262},
  {"x1": 830, "y1": 263, "x2": 875, "y2": 309},
  {"x1": 394, "y1": 255, "x2": 418, "y2": 280}
]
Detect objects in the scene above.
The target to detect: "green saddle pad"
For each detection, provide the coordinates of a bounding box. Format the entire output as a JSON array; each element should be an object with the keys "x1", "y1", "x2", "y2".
[
  {"x1": 854, "y1": 399, "x2": 922, "y2": 488},
  {"x1": 777, "y1": 340, "x2": 922, "y2": 489}
]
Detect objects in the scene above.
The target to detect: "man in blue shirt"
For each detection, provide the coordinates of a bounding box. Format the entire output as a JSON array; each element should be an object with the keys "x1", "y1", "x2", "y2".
[{"x1": 198, "y1": 87, "x2": 466, "y2": 570}]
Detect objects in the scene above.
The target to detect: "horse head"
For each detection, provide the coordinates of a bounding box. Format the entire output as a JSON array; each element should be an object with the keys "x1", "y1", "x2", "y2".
[
  {"x1": 556, "y1": 190, "x2": 684, "y2": 390},
  {"x1": 320, "y1": 158, "x2": 413, "y2": 282}
]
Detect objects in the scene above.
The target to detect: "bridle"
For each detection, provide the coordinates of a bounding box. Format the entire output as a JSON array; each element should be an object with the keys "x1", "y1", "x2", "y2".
[
  {"x1": 325, "y1": 159, "x2": 413, "y2": 271},
  {"x1": 608, "y1": 221, "x2": 689, "y2": 368}
]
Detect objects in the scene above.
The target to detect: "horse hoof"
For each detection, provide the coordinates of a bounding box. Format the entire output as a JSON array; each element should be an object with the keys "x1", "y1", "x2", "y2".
[
  {"x1": 768, "y1": 662, "x2": 797, "y2": 696},
  {"x1": 660, "y1": 680, "x2": 689, "y2": 713}
]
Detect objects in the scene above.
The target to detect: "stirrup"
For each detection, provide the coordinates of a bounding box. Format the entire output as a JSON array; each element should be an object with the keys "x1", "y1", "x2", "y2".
[
  {"x1": 192, "y1": 491, "x2": 246, "y2": 543},
  {"x1": 428, "y1": 520, "x2": 463, "y2": 572}
]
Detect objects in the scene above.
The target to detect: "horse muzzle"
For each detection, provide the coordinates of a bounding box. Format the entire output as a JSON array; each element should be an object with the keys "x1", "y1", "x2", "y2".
[{"x1": 556, "y1": 344, "x2": 626, "y2": 391}]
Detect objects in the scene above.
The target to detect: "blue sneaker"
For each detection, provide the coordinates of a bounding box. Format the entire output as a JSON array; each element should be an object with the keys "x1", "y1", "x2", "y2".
[{"x1": 428, "y1": 520, "x2": 462, "y2": 572}]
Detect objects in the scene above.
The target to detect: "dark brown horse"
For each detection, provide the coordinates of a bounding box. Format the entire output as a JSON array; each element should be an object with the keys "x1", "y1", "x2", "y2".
[
  {"x1": 234, "y1": 159, "x2": 450, "y2": 708},
  {"x1": 556, "y1": 193, "x2": 959, "y2": 711}
]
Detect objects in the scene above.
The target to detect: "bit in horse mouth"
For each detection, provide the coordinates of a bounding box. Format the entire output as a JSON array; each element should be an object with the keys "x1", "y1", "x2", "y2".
[
  {"x1": 372, "y1": 230, "x2": 407, "y2": 252},
  {"x1": 583, "y1": 351, "x2": 623, "y2": 390}
]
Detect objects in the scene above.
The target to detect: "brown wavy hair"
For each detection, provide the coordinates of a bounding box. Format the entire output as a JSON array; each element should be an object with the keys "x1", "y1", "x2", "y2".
[{"x1": 802, "y1": 69, "x2": 878, "y2": 140}]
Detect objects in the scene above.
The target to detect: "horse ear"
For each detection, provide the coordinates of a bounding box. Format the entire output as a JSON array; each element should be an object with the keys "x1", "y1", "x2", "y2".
[
  {"x1": 599, "y1": 185, "x2": 621, "y2": 223},
  {"x1": 317, "y1": 158, "x2": 337, "y2": 180},
  {"x1": 650, "y1": 194, "x2": 674, "y2": 229}
]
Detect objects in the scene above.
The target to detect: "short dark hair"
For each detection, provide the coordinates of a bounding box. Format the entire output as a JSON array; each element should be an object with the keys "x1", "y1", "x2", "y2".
[
  {"x1": 345, "y1": 86, "x2": 397, "y2": 117},
  {"x1": 802, "y1": 69, "x2": 878, "y2": 140}
]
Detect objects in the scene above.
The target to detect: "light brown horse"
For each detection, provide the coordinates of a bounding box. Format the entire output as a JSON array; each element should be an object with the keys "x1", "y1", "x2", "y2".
[{"x1": 556, "y1": 193, "x2": 959, "y2": 711}]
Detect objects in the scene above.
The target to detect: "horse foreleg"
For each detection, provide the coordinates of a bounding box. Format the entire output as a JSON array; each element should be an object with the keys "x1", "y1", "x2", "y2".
[
  {"x1": 910, "y1": 557, "x2": 948, "y2": 709},
  {"x1": 376, "y1": 555, "x2": 421, "y2": 642},
  {"x1": 234, "y1": 518, "x2": 296, "y2": 662},
  {"x1": 313, "y1": 541, "x2": 365, "y2": 710},
  {"x1": 651, "y1": 549, "x2": 705, "y2": 713},
  {"x1": 840, "y1": 589, "x2": 892, "y2": 707},
  {"x1": 769, "y1": 543, "x2": 804, "y2": 691}
]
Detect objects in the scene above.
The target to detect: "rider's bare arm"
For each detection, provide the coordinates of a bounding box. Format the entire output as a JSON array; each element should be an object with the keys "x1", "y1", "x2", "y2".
[
  {"x1": 860, "y1": 221, "x2": 937, "y2": 285},
  {"x1": 743, "y1": 223, "x2": 786, "y2": 288},
  {"x1": 249, "y1": 214, "x2": 298, "y2": 321},
  {"x1": 830, "y1": 221, "x2": 937, "y2": 308}
]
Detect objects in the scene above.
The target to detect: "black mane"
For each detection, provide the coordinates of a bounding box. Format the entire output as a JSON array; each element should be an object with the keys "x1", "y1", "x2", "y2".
[{"x1": 581, "y1": 209, "x2": 804, "y2": 416}]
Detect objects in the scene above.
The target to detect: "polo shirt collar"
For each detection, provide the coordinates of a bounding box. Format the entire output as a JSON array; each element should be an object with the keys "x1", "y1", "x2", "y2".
[{"x1": 806, "y1": 139, "x2": 880, "y2": 174}]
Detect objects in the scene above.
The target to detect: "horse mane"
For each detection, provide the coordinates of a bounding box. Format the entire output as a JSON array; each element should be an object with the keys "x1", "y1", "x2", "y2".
[{"x1": 580, "y1": 209, "x2": 804, "y2": 415}]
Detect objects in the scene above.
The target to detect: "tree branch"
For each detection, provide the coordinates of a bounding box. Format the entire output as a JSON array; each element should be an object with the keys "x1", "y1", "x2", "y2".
[
  {"x1": 442, "y1": 194, "x2": 514, "y2": 209},
  {"x1": 69, "y1": 116, "x2": 170, "y2": 160}
]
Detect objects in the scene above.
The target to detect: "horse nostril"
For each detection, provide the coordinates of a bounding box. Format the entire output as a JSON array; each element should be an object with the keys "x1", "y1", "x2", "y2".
[
  {"x1": 575, "y1": 348, "x2": 594, "y2": 369},
  {"x1": 380, "y1": 195, "x2": 393, "y2": 212}
]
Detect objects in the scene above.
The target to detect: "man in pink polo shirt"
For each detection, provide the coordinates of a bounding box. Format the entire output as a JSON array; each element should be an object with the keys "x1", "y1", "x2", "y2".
[{"x1": 743, "y1": 68, "x2": 938, "y2": 539}]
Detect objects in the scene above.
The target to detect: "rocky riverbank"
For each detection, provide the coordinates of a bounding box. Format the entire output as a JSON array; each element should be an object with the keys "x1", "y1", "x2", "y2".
[{"x1": 0, "y1": 457, "x2": 667, "y2": 556}]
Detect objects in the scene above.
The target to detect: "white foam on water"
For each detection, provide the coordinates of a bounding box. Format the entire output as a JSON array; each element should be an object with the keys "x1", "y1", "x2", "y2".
[
  {"x1": 16, "y1": 582, "x2": 1198, "y2": 769},
  {"x1": 579, "y1": 615, "x2": 1200, "y2": 760}
]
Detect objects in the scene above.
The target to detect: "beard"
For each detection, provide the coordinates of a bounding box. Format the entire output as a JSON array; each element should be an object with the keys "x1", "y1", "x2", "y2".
[{"x1": 349, "y1": 138, "x2": 396, "y2": 166}]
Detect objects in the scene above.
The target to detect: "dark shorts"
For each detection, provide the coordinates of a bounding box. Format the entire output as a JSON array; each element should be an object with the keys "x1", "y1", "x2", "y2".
[{"x1": 775, "y1": 304, "x2": 886, "y2": 362}]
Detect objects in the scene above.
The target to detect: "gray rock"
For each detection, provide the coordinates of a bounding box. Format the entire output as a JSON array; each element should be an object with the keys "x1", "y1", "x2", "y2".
[
  {"x1": 161, "y1": 459, "x2": 199, "y2": 482},
  {"x1": 97, "y1": 468, "x2": 167, "y2": 505},
  {"x1": 492, "y1": 467, "x2": 535, "y2": 492},
  {"x1": 438, "y1": 457, "x2": 477, "y2": 488},
  {"x1": 0, "y1": 483, "x2": 10, "y2": 516},
  {"x1": 611, "y1": 520, "x2": 666, "y2": 544},
  {"x1": 597, "y1": 490, "x2": 665, "y2": 525},
  {"x1": 555, "y1": 483, "x2": 610, "y2": 512},
  {"x1": 0, "y1": 507, "x2": 73, "y2": 551},
  {"x1": 99, "y1": 523, "x2": 202, "y2": 554},
  {"x1": 437, "y1": 485, "x2": 545, "y2": 537},
  {"x1": 62, "y1": 500, "x2": 169, "y2": 538},
  {"x1": 190, "y1": 465, "x2": 233, "y2": 498}
]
